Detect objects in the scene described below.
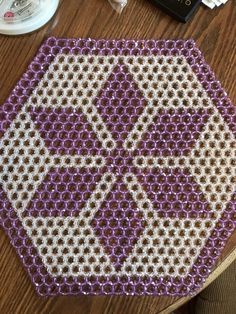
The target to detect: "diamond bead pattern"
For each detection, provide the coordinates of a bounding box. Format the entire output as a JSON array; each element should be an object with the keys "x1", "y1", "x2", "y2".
[
  {"x1": 91, "y1": 178, "x2": 146, "y2": 271},
  {"x1": 0, "y1": 38, "x2": 235, "y2": 296},
  {"x1": 0, "y1": 111, "x2": 51, "y2": 213}
]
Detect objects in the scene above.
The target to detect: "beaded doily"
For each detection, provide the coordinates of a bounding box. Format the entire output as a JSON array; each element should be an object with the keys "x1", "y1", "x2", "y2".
[{"x1": 0, "y1": 38, "x2": 235, "y2": 296}]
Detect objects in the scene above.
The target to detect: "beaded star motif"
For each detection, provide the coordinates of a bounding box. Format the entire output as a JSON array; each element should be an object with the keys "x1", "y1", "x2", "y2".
[{"x1": 0, "y1": 38, "x2": 235, "y2": 296}]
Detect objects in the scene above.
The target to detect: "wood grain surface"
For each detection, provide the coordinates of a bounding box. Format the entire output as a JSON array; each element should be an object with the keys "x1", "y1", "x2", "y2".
[{"x1": 0, "y1": 0, "x2": 235, "y2": 313}]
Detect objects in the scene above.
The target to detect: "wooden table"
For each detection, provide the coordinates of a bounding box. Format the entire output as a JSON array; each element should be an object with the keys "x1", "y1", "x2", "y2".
[{"x1": 0, "y1": 1, "x2": 235, "y2": 313}]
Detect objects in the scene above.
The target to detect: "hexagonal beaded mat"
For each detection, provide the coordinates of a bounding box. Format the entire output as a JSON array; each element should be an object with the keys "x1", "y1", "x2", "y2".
[{"x1": 0, "y1": 38, "x2": 235, "y2": 296}]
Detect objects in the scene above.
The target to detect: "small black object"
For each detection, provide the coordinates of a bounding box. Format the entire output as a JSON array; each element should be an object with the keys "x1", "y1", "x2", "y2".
[{"x1": 151, "y1": 0, "x2": 202, "y2": 23}]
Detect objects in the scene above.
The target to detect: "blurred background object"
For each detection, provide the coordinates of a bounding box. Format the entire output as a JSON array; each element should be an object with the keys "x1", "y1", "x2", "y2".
[
  {"x1": 0, "y1": 0, "x2": 59, "y2": 35},
  {"x1": 174, "y1": 259, "x2": 236, "y2": 314},
  {"x1": 108, "y1": 0, "x2": 127, "y2": 13}
]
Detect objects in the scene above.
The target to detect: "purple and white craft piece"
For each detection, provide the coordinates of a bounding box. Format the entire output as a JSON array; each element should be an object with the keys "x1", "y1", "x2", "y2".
[{"x1": 0, "y1": 38, "x2": 235, "y2": 296}]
